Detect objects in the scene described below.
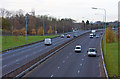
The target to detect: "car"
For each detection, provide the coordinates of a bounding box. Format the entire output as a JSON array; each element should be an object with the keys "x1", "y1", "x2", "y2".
[
  {"x1": 100, "y1": 32, "x2": 103, "y2": 35},
  {"x1": 44, "y1": 38, "x2": 52, "y2": 45},
  {"x1": 87, "y1": 48, "x2": 97, "y2": 57},
  {"x1": 73, "y1": 34, "x2": 78, "y2": 37},
  {"x1": 66, "y1": 34, "x2": 70, "y2": 38},
  {"x1": 89, "y1": 33, "x2": 94, "y2": 38},
  {"x1": 96, "y1": 35, "x2": 99, "y2": 38},
  {"x1": 75, "y1": 45, "x2": 81, "y2": 52},
  {"x1": 61, "y1": 34, "x2": 64, "y2": 38}
]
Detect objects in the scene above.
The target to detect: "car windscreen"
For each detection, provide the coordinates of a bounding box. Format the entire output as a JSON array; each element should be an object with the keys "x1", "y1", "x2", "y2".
[
  {"x1": 89, "y1": 49, "x2": 95, "y2": 52},
  {"x1": 76, "y1": 47, "x2": 81, "y2": 49}
]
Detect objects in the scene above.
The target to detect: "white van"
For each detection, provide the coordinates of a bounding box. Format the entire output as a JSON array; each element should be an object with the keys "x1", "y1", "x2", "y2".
[
  {"x1": 89, "y1": 33, "x2": 94, "y2": 38},
  {"x1": 44, "y1": 38, "x2": 52, "y2": 45}
]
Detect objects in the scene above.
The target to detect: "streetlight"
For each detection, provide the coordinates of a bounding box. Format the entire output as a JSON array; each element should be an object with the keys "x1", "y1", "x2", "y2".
[
  {"x1": 25, "y1": 13, "x2": 29, "y2": 44},
  {"x1": 43, "y1": 14, "x2": 49, "y2": 39},
  {"x1": 55, "y1": 21, "x2": 57, "y2": 34},
  {"x1": 92, "y1": 7, "x2": 107, "y2": 56}
]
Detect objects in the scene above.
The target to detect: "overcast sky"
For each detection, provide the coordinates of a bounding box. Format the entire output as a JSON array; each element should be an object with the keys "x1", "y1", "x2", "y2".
[{"x1": 0, "y1": 0, "x2": 119, "y2": 22}]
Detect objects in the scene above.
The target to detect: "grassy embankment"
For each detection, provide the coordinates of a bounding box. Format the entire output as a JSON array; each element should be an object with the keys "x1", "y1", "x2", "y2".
[
  {"x1": 1, "y1": 35, "x2": 59, "y2": 51},
  {"x1": 102, "y1": 36, "x2": 118, "y2": 77}
]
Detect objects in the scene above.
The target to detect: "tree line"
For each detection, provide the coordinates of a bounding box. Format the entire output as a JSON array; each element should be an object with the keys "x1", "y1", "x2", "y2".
[
  {"x1": 0, "y1": 8, "x2": 110, "y2": 36},
  {"x1": 0, "y1": 8, "x2": 76, "y2": 36}
]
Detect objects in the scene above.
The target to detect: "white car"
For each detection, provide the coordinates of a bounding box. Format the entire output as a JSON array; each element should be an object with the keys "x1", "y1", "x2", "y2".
[
  {"x1": 66, "y1": 34, "x2": 71, "y2": 38},
  {"x1": 87, "y1": 48, "x2": 97, "y2": 57},
  {"x1": 75, "y1": 45, "x2": 81, "y2": 52},
  {"x1": 89, "y1": 33, "x2": 94, "y2": 38},
  {"x1": 96, "y1": 35, "x2": 99, "y2": 38},
  {"x1": 44, "y1": 38, "x2": 52, "y2": 45},
  {"x1": 61, "y1": 34, "x2": 64, "y2": 38}
]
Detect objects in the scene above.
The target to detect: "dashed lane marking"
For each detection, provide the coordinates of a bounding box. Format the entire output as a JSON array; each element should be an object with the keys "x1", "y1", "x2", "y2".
[
  {"x1": 80, "y1": 64, "x2": 82, "y2": 66},
  {"x1": 62, "y1": 60, "x2": 65, "y2": 63}
]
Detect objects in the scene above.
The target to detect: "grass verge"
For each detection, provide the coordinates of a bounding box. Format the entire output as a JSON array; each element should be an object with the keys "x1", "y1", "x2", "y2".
[
  {"x1": 102, "y1": 36, "x2": 118, "y2": 77},
  {"x1": 1, "y1": 35, "x2": 59, "y2": 51}
]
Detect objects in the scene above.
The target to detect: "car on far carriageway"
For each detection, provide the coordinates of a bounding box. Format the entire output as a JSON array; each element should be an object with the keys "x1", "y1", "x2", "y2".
[
  {"x1": 73, "y1": 33, "x2": 78, "y2": 37},
  {"x1": 75, "y1": 45, "x2": 81, "y2": 52},
  {"x1": 87, "y1": 48, "x2": 97, "y2": 57},
  {"x1": 44, "y1": 38, "x2": 52, "y2": 45},
  {"x1": 61, "y1": 34, "x2": 64, "y2": 38},
  {"x1": 66, "y1": 34, "x2": 71, "y2": 38}
]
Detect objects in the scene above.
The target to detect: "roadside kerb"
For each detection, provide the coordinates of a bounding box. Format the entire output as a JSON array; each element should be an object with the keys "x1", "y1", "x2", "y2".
[{"x1": 100, "y1": 36, "x2": 109, "y2": 79}]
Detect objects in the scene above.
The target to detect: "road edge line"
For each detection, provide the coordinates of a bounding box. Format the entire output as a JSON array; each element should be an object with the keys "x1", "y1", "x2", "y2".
[{"x1": 100, "y1": 36, "x2": 109, "y2": 79}]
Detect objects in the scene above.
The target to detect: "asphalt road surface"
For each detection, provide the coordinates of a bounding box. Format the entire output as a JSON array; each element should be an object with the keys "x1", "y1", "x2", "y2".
[
  {"x1": 24, "y1": 31, "x2": 102, "y2": 77},
  {"x1": 2, "y1": 31, "x2": 90, "y2": 76}
]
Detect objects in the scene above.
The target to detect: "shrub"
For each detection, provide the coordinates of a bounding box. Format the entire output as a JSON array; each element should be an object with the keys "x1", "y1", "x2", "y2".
[
  {"x1": 31, "y1": 28, "x2": 36, "y2": 35},
  {"x1": 106, "y1": 27, "x2": 115, "y2": 43}
]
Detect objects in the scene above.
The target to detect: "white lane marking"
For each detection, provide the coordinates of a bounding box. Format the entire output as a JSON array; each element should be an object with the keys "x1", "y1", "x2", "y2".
[
  {"x1": 58, "y1": 66, "x2": 60, "y2": 69},
  {"x1": 66, "y1": 56, "x2": 69, "y2": 59},
  {"x1": 16, "y1": 59, "x2": 18, "y2": 62},
  {"x1": 78, "y1": 70, "x2": 80, "y2": 73},
  {"x1": 51, "y1": 75, "x2": 53, "y2": 77},
  {"x1": 62, "y1": 60, "x2": 65, "y2": 63},
  {"x1": 82, "y1": 59, "x2": 84, "y2": 61},
  {"x1": 80, "y1": 64, "x2": 82, "y2": 66},
  {"x1": 26, "y1": 55, "x2": 28, "y2": 58}
]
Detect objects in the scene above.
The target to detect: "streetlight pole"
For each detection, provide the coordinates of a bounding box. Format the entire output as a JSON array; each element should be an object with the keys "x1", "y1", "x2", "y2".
[
  {"x1": 43, "y1": 16, "x2": 45, "y2": 39},
  {"x1": 92, "y1": 7, "x2": 107, "y2": 56},
  {"x1": 55, "y1": 21, "x2": 57, "y2": 34},
  {"x1": 25, "y1": 13, "x2": 29, "y2": 44}
]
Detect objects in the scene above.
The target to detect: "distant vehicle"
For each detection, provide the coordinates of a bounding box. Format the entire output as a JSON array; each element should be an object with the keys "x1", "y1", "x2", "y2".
[
  {"x1": 100, "y1": 32, "x2": 103, "y2": 35},
  {"x1": 75, "y1": 45, "x2": 81, "y2": 52},
  {"x1": 73, "y1": 34, "x2": 78, "y2": 37},
  {"x1": 61, "y1": 34, "x2": 64, "y2": 38},
  {"x1": 64, "y1": 33, "x2": 68, "y2": 35},
  {"x1": 44, "y1": 38, "x2": 52, "y2": 45},
  {"x1": 89, "y1": 33, "x2": 94, "y2": 38},
  {"x1": 112, "y1": 28, "x2": 115, "y2": 30},
  {"x1": 96, "y1": 35, "x2": 99, "y2": 38},
  {"x1": 91, "y1": 30, "x2": 96, "y2": 36},
  {"x1": 87, "y1": 48, "x2": 97, "y2": 57},
  {"x1": 66, "y1": 34, "x2": 70, "y2": 38}
]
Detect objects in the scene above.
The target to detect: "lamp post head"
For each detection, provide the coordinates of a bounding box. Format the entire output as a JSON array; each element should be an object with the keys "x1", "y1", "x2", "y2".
[{"x1": 92, "y1": 7, "x2": 98, "y2": 9}]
